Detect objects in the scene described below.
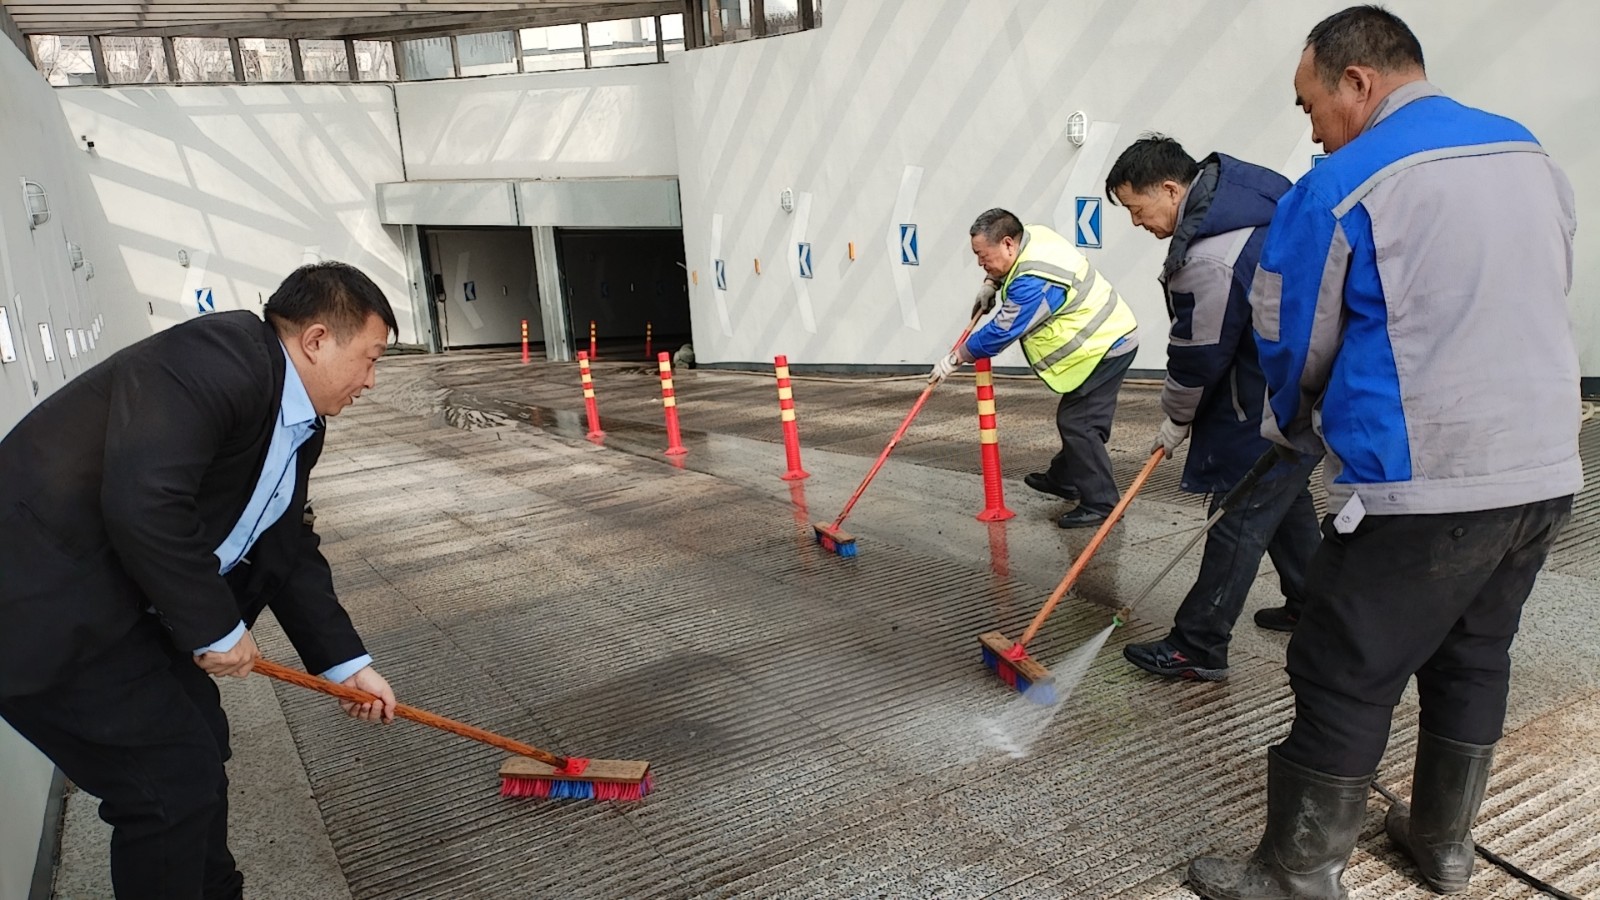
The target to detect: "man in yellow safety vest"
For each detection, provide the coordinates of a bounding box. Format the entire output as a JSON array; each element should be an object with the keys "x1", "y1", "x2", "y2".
[{"x1": 930, "y1": 208, "x2": 1139, "y2": 528}]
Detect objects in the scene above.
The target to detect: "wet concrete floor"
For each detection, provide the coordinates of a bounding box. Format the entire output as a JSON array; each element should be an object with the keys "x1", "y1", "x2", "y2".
[{"x1": 52, "y1": 351, "x2": 1600, "y2": 899}]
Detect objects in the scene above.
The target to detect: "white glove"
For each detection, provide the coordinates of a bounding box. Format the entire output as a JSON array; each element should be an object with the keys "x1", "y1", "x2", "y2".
[
  {"x1": 1151, "y1": 418, "x2": 1191, "y2": 457},
  {"x1": 971, "y1": 279, "x2": 1000, "y2": 317},
  {"x1": 928, "y1": 351, "x2": 962, "y2": 384}
]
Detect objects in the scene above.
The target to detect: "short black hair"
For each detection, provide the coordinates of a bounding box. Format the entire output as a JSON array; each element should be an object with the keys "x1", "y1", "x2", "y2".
[
  {"x1": 969, "y1": 208, "x2": 1023, "y2": 243},
  {"x1": 265, "y1": 261, "x2": 398, "y2": 341},
  {"x1": 1105, "y1": 134, "x2": 1199, "y2": 205},
  {"x1": 1305, "y1": 5, "x2": 1425, "y2": 89}
]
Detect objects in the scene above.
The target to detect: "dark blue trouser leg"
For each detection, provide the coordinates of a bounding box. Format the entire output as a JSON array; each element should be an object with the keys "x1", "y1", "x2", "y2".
[
  {"x1": 1167, "y1": 454, "x2": 1320, "y2": 668},
  {"x1": 1265, "y1": 481, "x2": 1321, "y2": 618},
  {"x1": 1045, "y1": 350, "x2": 1133, "y2": 516}
]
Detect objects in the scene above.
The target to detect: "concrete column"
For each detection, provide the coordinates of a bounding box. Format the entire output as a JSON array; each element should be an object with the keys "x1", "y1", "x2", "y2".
[
  {"x1": 398, "y1": 225, "x2": 439, "y2": 352},
  {"x1": 531, "y1": 226, "x2": 571, "y2": 361},
  {"x1": 162, "y1": 36, "x2": 176, "y2": 81},
  {"x1": 88, "y1": 35, "x2": 107, "y2": 84}
]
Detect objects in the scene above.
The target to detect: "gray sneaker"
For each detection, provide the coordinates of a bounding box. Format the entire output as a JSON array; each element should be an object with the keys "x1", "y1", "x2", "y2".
[{"x1": 1123, "y1": 640, "x2": 1228, "y2": 681}]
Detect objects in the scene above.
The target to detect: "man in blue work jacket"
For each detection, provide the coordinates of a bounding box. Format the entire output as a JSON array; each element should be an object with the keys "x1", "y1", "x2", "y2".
[{"x1": 1188, "y1": 8, "x2": 1581, "y2": 899}]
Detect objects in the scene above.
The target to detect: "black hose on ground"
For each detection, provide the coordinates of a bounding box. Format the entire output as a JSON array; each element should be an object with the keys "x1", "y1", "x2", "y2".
[{"x1": 1368, "y1": 780, "x2": 1580, "y2": 900}]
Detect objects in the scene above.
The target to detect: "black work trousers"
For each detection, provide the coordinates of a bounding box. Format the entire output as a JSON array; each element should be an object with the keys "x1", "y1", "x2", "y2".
[
  {"x1": 0, "y1": 618, "x2": 243, "y2": 900},
  {"x1": 1168, "y1": 453, "x2": 1321, "y2": 669},
  {"x1": 1278, "y1": 495, "x2": 1572, "y2": 777},
  {"x1": 1044, "y1": 349, "x2": 1134, "y2": 516}
]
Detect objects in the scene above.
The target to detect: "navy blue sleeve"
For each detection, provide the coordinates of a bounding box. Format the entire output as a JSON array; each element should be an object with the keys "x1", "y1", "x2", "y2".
[{"x1": 1162, "y1": 257, "x2": 1250, "y2": 424}]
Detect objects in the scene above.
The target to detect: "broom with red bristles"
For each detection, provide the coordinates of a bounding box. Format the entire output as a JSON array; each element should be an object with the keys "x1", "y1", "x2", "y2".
[
  {"x1": 254, "y1": 659, "x2": 652, "y2": 801},
  {"x1": 813, "y1": 312, "x2": 983, "y2": 557},
  {"x1": 978, "y1": 448, "x2": 1164, "y2": 703}
]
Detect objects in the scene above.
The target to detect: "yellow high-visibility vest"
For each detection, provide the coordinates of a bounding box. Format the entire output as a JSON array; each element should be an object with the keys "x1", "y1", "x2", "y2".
[{"x1": 1006, "y1": 225, "x2": 1137, "y2": 393}]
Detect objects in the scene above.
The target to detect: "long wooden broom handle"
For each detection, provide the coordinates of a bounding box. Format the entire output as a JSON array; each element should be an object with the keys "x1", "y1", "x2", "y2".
[
  {"x1": 253, "y1": 659, "x2": 568, "y2": 769},
  {"x1": 1016, "y1": 448, "x2": 1165, "y2": 647},
  {"x1": 831, "y1": 313, "x2": 983, "y2": 529}
]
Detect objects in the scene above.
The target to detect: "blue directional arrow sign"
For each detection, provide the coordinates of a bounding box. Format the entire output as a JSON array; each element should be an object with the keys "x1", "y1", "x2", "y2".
[
  {"x1": 797, "y1": 242, "x2": 813, "y2": 279},
  {"x1": 714, "y1": 259, "x2": 727, "y2": 291},
  {"x1": 899, "y1": 224, "x2": 918, "y2": 265},
  {"x1": 195, "y1": 287, "x2": 215, "y2": 314},
  {"x1": 1074, "y1": 197, "x2": 1102, "y2": 249}
]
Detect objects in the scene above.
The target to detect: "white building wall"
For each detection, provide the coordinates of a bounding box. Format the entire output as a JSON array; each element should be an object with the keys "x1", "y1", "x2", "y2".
[
  {"x1": 395, "y1": 65, "x2": 678, "y2": 180},
  {"x1": 670, "y1": 0, "x2": 1600, "y2": 373},
  {"x1": 54, "y1": 84, "x2": 415, "y2": 342},
  {"x1": 0, "y1": 35, "x2": 152, "y2": 900}
]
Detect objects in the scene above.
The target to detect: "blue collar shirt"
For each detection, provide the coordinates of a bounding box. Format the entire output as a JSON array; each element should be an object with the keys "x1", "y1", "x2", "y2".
[{"x1": 196, "y1": 345, "x2": 371, "y2": 683}]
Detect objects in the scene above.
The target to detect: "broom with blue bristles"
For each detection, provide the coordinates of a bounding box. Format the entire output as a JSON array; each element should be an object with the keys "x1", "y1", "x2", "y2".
[
  {"x1": 814, "y1": 312, "x2": 982, "y2": 557},
  {"x1": 981, "y1": 447, "x2": 1283, "y2": 702},
  {"x1": 979, "y1": 448, "x2": 1165, "y2": 703},
  {"x1": 255, "y1": 659, "x2": 652, "y2": 801}
]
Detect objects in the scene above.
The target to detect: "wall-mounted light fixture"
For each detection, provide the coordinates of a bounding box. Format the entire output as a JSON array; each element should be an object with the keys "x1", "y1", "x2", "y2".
[
  {"x1": 22, "y1": 180, "x2": 49, "y2": 229},
  {"x1": 177, "y1": 249, "x2": 190, "y2": 267},
  {"x1": 66, "y1": 241, "x2": 84, "y2": 270},
  {"x1": 779, "y1": 188, "x2": 795, "y2": 213},
  {"x1": 1066, "y1": 110, "x2": 1091, "y2": 147},
  {"x1": 84, "y1": 261, "x2": 95, "y2": 280}
]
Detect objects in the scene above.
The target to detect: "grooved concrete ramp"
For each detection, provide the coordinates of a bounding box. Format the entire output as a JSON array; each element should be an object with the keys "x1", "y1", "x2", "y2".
[
  {"x1": 252, "y1": 355, "x2": 1597, "y2": 899},
  {"x1": 51, "y1": 354, "x2": 1600, "y2": 899}
]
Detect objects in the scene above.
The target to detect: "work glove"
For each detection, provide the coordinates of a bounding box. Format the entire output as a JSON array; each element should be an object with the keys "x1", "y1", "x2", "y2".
[
  {"x1": 928, "y1": 351, "x2": 962, "y2": 384},
  {"x1": 971, "y1": 279, "x2": 1000, "y2": 317},
  {"x1": 1151, "y1": 418, "x2": 1191, "y2": 457}
]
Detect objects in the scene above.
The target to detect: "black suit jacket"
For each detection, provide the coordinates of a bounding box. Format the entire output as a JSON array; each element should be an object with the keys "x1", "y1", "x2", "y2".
[{"x1": 0, "y1": 311, "x2": 366, "y2": 698}]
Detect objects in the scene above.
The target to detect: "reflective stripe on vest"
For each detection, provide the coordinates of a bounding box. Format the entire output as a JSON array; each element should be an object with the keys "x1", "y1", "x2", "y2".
[
  {"x1": 1002, "y1": 225, "x2": 1136, "y2": 393},
  {"x1": 1022, "y1": 268, "x2": 1099, "y2": 341},
  {"x1": 1032, "y1": 291, "x2": 1120, "y2": 371}
]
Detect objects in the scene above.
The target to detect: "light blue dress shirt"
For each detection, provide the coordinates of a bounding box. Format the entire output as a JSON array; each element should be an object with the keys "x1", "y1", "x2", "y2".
[{"x1": 196, "y1": 344, "x2": 371, "y2": 684}]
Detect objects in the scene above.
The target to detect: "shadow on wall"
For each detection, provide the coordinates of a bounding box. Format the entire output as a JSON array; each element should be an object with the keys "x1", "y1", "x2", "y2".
[{"x1": 55, "y1": 84, "x2": 412, "y2": 339}]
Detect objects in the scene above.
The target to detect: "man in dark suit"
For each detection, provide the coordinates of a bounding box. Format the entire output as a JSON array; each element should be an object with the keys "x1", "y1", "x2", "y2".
[{"x1": 0, "y1": 262, "x2": 401, "y2": 899}]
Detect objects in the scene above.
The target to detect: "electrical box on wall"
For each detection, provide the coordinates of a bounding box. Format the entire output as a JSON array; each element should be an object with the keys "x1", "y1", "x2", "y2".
[{"x1": 0, "y1": 307, "x2": 16, "y2": 362}]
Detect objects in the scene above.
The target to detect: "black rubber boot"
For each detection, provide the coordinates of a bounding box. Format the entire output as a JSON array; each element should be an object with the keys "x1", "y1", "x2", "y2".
[
  {"x1": 1187, "y1": 747, "x2": 1371, "y2": 900},
  {"x1": 1385, "y1": 730, "x2": 1494, "y2": 893}
]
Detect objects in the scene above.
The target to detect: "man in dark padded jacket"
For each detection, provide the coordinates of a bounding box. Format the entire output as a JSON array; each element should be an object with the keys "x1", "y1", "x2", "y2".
[{"x1": 1105, "y1": 135, "x2": 1322, "y2": 682}]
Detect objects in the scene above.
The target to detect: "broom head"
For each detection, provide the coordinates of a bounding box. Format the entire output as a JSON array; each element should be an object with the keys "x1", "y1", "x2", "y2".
[
  {"x1": 978, "y1": 631, "x2": 1057, "y2": 705},
  {"x1": 499, "y1": 755, "x2": 653, "y2": 802},
  {"x1": 812, "y1": 522, "x2": 858, "y2": 557}
]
